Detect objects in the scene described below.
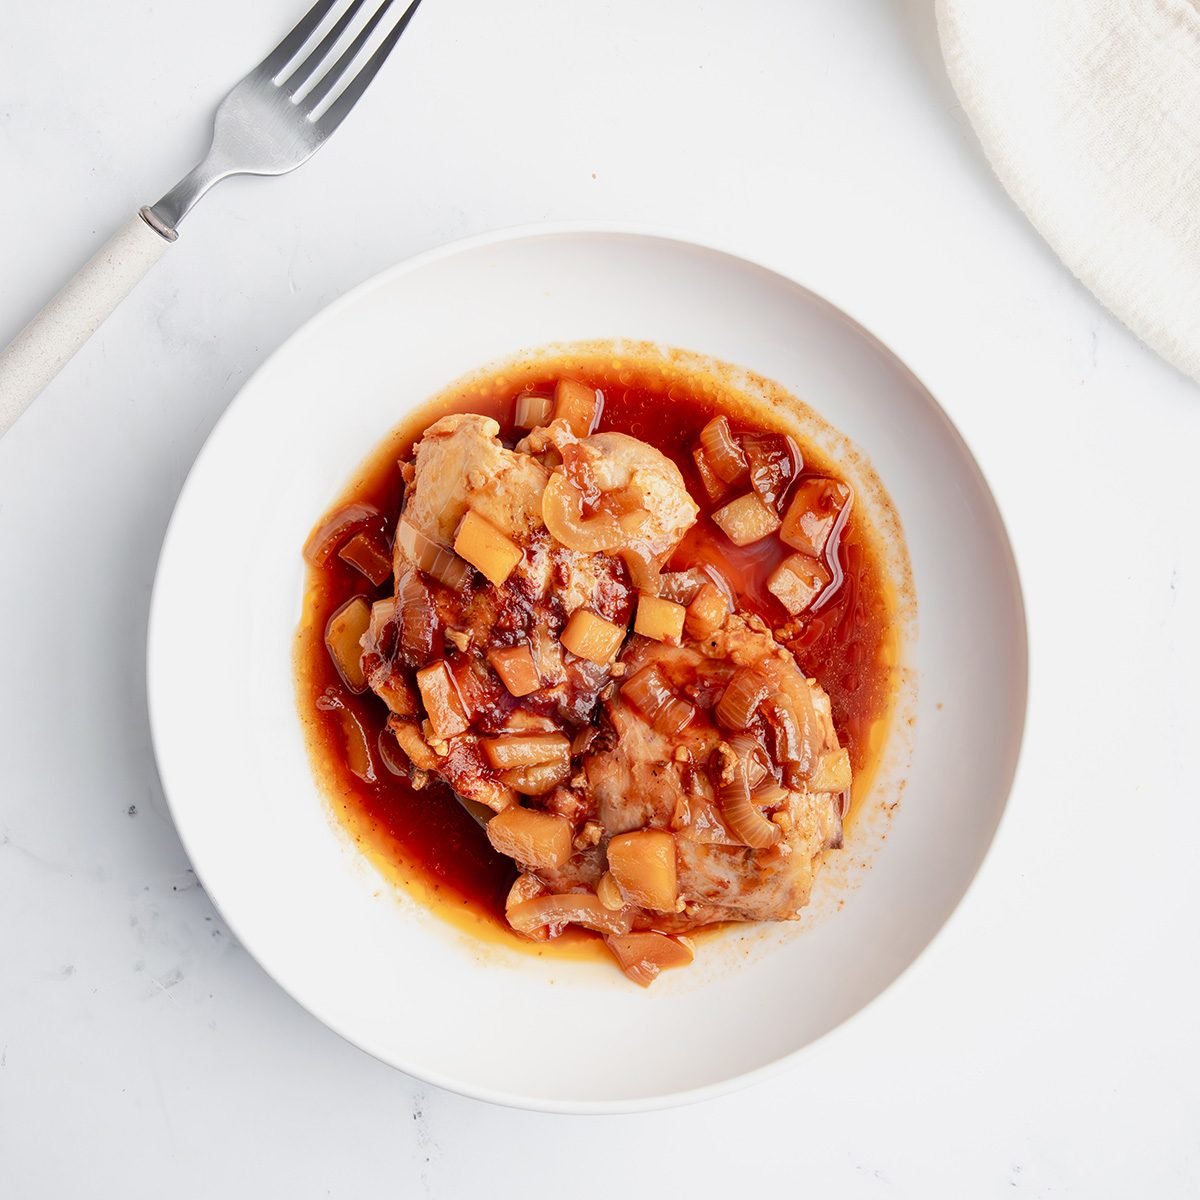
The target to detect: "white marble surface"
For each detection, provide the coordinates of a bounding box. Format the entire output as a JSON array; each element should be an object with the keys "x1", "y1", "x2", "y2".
[{"x1": 2, "y1": 1, "x2": 1198, "y2": 1195}]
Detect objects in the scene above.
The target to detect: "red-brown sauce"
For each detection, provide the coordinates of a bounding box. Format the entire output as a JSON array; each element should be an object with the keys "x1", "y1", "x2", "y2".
[{"x1": 295, "y1": 353, "x2": 897, "y2": 938}]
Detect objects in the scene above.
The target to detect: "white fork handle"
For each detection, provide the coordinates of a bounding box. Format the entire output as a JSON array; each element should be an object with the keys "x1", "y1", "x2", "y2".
[{"x1": 0, "y1": 213, "x2": 171, "y2": 437}]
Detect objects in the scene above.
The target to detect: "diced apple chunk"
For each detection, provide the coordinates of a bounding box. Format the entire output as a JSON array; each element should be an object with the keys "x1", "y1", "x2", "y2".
[
  {"x1": 685, "y1": 582, "x2": 730, "y2": 639},
  {"x1": 711, "y1": 492, "x2": 781, "y2": 546},
  {"x1": 324, "y1": 596, "x2": 371, "y2": 692},
  {"x1": 691, "y1": 447, "x2": 730, "y2": 504},
  {"x1": 766, "y1": 553, "x2": 832, "y2": 615},
  {"x1": 487, "y1": 806, "x2": 574, "y2": 870},
  {"x1": 487, "y1": 644, "x2": 541, "y2": 697},
  {"x1": 553, "y1": 378, "x2": 603, "y2": 437},
  {"x1": 454, "y1": 510, "x2": 523, "y2": 585},
  {"x1": 499, "y1": 759, "x2": 571, "y2": 796},
  {"x1": 561, "y1": 609, "x2": 625, "y2": 663},
  {"x1": 607, "y1": 830, "x2": 678, "y2": 911},
  {"x1": 415, "y1": 660, "x2": 469, "y2": 739},
  {"x1": 634, "y1": 594, "x2": 686, "y2": 644},
  {"x1": 807, "y1": 746, "x2": 852, "y2": 793},
  {"x1": 780, "y1": 478, "x2": 852, "y2": 557},
  {"x1": 480, "y1": 733, "x2": 570, "y2": 770}
]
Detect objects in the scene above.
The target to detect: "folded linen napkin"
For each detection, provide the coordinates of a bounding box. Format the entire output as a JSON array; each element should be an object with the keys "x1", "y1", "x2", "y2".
[{"x1": 937, "y1": 0, "x2": 1200, "y2": 382}]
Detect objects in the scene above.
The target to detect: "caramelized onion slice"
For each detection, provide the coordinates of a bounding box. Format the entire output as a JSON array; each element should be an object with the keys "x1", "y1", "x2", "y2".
[
  {"x1": 605, "y1": 932, "x2": 694, "y2": 987},
  {"x1": 658, "y1": 568, "x2": 710, "y2": 605},
  {"x1": 303, "y1": 502, "x2": 382, "y2": 566},
  {"x1": 508, "y1": 893, "x2": 632, "y2": 938},
  {"x1": 324, "y1": 596, "x2": 371, "y2": 693},
  {"x1": 692, "y1": 446, "x2": 731, "y2": 504},
  {"x1": 500, "y1": 759, "x2": 572, "y2": 796},
  {"x1": 699, "y1": 416, "x2": 748, "y2": 484},
  {"x1": 718, "y1": 743, "x2": 783, "y2": 850},
  {"x1": 621, "y1": 664, "x2": 695, "y2": 735},
  {"x1": 542, "y1": 473, "x2": 625, "y2": 553},
  {"x1": 396, "y1": 569, "x2": 437, "y2": 663},
  {"x1": 619, "y1": 545, "x2": 662, "y2": 595},
  {"x1": 386, "y1": 716, "x2": 439, "y2": 772},
  {"x1": 338, "y1": 530, "x2": 393, "y2": 586},
  {"x1": 715, "y1": 667, "x2": 771, "y2": 730},
  {"x1": 514, "y1": 392, "x2": 554, "y2": 429},
  {"x1": 396, "y1": 520, "x2": 472, "y2": 591},
  {"x1": 742, "y1": 431, "x2": 801, "y2": 509},
  {"x1": 763, "y1": 694, "x2": 817, "y2": 776},
  {"x1": 750, "y1": 780, "x2": 790, "y2": 807}
]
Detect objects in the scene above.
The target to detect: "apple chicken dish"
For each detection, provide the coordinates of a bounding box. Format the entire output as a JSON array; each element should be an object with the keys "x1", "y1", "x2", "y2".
[{"x1": 300, "y1": 364, "x2": 888, "y2": 986}]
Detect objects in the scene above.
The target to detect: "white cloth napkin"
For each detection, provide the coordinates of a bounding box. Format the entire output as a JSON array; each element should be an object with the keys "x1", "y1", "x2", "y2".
[{"x1": 937, "y1": 0, "x2": 1200, "y2": 383}]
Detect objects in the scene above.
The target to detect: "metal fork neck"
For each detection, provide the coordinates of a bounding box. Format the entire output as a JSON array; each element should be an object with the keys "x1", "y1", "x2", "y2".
[{"x1": 144, "y1": 152, "x2": 236, "y2": 240}]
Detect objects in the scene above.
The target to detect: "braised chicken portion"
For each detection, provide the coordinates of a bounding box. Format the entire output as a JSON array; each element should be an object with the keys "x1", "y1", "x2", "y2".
[
  {"x1": 308, "y1": 374, "x2": 865, "y2": 986},
  {"x1": 360, "y1": 395, "x2": 699, "y2": 818}
]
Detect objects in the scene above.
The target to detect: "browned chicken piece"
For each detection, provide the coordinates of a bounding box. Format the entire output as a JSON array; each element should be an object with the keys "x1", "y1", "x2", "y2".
[
  {"x1": 581, "y1": 611, "x2": 847, "y2": 928},
  {"x1": 399, "y1": 413, "x2": 549, "y2": 548},
  {"x1": 371, "y1": 410, "x2": 702, "y2": 829},
  {"x1": 520, "y1": 419, "x2": 699, "y2": 558}
]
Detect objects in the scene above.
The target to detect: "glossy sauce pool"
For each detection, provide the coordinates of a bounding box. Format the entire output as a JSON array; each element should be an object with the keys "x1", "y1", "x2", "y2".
[{"x1": 295, "y1": 350, "x2": 900, "y2": 948}]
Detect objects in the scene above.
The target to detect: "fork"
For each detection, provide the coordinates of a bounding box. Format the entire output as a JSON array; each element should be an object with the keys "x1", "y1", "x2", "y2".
[{"x1": 0, "y1": 0, "x2": 425, "y2": 437}]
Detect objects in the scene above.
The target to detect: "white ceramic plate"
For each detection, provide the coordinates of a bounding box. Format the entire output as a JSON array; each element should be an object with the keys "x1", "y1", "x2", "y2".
[{"x1": 148, "y1": 228, "x2": 1026, "y2": 1113}]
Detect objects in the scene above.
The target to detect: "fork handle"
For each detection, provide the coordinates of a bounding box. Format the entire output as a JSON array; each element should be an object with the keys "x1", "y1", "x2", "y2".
[{"x1": 0, "y1": 212, "x2": 172, "y2": 437}]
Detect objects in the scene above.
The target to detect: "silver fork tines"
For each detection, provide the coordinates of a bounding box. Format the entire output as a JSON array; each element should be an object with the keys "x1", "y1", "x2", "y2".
[{"x1": 143, "y1": 0, "x2": 423, "y2": 239}]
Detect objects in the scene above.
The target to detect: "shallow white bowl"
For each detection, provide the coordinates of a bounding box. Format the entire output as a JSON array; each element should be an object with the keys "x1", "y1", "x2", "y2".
[{"x1": 148, "y1": 228, "x2": 1026, "y2": 1113}]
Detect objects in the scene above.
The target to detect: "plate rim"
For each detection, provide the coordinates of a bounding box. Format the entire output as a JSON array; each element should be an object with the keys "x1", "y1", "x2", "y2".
[{"x1": 146, "y1": 220, "x2": 1030, "y2": 1114}]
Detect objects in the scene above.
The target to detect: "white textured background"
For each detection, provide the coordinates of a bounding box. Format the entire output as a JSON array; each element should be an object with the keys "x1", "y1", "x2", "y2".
[{"x1": 2, "y1": 1, "x2": 1198, "y2": 1196}]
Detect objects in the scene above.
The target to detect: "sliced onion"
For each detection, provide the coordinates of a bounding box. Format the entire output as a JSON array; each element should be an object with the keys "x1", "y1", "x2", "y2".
[
  {"x1": 699, "y1": 416, "x2": 748, "y2": 484},
  {"x1": 701, "y1": 563, "x2": 735, "y2": 606},
  {"x1": 303, "y1": 502, "x2": 383, "y2": 566},
  {"x1": 742, "y1": 432, "x2": 802, "y2": 509},
  {"x1": 750, "y1": 780, "x2": 790, "y2": 807},
  {"x1": 728, "y1": 733, "x2": 771, "y2": 789},
  {"x1": 621, "y1": 664, "x2": 696, "y2": 735},
  {"x1": 658, "y1": 568, "x2": 709, "y2": 605},
  {"x1": 396, "y1": 520, "x2": 471, "y2": 590},
  {"x1": 396, "y1": 569, "x2": 437, "y2": 663},
  {"x1": 620, "y1": 544, "x2": 662, "y2": 594},
  {"x1": 718, "y1": 739, "x2": 782, "y2": 849},
  {"x1": 508, "y1": 893, "x2": 632, "y2": 937},
  {"x1": 762, "y1": 695, "x2": 816, "y2": 776},
  {"x1": 571, "y1": 724, "x2": 600, "y2": 755},
  {"x1": 338, "y1": 708, "x2": 377, "y2": 785},
  {"x1": 605, "y1": 932, "x2": 695, "y2": 987},
  {"x1": 715, "y1": 668, "x2": 771, "y2": 730},
  {"x1": 514, "y1": 393, "x2": 554, "y2": 429},
  {"x1": 500, "y1": 759, "x2": 572, "y2": 796},
  {"x1": 542, "y1": 473, "x2": 624, "y2": 552},
  {"x1": 377, "y1": 728, "x2": 410, "y2": 777}
]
